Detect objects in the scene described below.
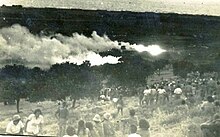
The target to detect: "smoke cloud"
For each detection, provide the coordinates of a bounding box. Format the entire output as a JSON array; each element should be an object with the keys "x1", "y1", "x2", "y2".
[
  {"x1": 0, "y1": 24, "x2": 124, "y2": 69},
  {"x1": 0, "y1": 24, "x2": 166, "y2": 69}
]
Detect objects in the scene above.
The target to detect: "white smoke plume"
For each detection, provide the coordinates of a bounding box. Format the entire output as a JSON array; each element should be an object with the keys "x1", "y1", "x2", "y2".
[
  {"x1": 0, "y1": 24, "x2": 166, "y2": 69},
  {"x1": 0, "y1": 24, "x2": 124, "y2": 69}
]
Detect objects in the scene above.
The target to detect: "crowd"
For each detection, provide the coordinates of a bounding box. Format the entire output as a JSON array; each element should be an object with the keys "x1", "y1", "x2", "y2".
[
  {"x1": 3, "y1": 71, "x2": 220, "y2": 137},
  {"x1": 140, "y1": 72, "x2": 219, "y2": 106},
  {"x1": 5, "y1": 106, "x2": 149, "y2": 137},
  {"x1": 138, "y1": 71, "x2": 220, "y2": 137}
]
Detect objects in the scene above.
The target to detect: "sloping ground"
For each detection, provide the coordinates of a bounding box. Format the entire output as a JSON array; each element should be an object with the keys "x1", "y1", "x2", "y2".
[{"x1": 0, "y1": 95, "x2": 207, "y2": 137}]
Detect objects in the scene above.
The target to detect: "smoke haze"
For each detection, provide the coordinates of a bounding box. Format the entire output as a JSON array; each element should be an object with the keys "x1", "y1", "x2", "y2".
[
  {"x1": 0, "y1": 24, "x2": 167, "y2": 69},
  {"x1": 0, "y1": 24, "x2": 126, "y2": 69}
]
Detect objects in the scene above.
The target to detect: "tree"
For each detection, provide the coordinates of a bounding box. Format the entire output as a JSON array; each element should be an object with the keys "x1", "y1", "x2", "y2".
[
  {"x1": 45, "y1": 61, "x2": 101, "y2": 108},
  {"x1": 0, "y1": 65, "x2": 29, "y2": 113}
]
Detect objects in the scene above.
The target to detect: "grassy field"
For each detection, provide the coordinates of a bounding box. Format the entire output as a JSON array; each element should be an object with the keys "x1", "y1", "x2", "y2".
[
  {"x1": 0, "y1": 95, "x2": 209, "y2": 137},
  {"x1": 0, "y1": 68, "x2": 209, "y2": 136}
]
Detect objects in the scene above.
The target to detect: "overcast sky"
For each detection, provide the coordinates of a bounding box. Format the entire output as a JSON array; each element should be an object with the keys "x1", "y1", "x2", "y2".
[{"x1": 0, "y1": 0, "x2": 220, "y2": 16}]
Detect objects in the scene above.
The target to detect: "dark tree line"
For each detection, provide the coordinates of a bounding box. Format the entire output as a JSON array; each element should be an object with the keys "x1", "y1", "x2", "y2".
[
  {"x1": 0, "y1": 47, "x2": 218, "y2": 113},
  {"x1": 0, "y1": 49, "x2": 170, "y2": 113}
]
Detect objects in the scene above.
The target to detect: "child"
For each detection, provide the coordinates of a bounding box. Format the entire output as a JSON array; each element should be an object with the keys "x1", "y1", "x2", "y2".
[
  {"x1": 85, "y1": 122, "x2": 99, "y2": 137},
  {"x1": 137, "y1": 119, "x2": 150, "y2": 137},
  {"x1": 63, "y1": 126, "x2": 78, "y2": 137},
  {"x1": 128, "y1": 125, "x2": 141, "y2": 137},
  {"x1": 77, "y1": 120, "x2": 89, "y2": 137}
]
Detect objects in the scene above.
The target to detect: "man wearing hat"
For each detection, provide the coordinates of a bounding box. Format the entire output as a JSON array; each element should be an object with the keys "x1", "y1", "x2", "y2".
[
  {"x1": 103, "y1": 113, "x2": 115, "y2": 137},
  {"x1": 93, "y1": 114, "x2": 104, "y2": 137},
  {"x1": 6, "y1": 114, "x2": 24, "y2": 135}
]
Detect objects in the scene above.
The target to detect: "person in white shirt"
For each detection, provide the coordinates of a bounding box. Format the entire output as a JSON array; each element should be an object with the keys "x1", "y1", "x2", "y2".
[
  {"x1": 158, "y1": 86, "x2": 166, "y2": 104},
  {"x1": 25, "y1": 109, "x2": 44, "y2": 135},
  {"x1": 6, "y1": 115, "x2": 24, "y2": 135},
  {"x1": 128, "y1": 125, "x2": 141, "y2": 137},
  {"x1": 142, "y1": 86, "x2": 151, "y2": 105},
  {"x1": 174, "y1": 85, "x2": 183, "y2": 99}
]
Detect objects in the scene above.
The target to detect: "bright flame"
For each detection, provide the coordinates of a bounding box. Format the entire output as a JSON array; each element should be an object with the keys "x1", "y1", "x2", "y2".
[
  {"x1": 133, "y1": 44, "x2": 166, "y2": 56},
  {"x1": 52, "y1": 52, "x2": 121, "y2": 66}
]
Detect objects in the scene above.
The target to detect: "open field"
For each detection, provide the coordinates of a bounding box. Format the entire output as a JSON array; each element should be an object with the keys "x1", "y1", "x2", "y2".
[{"x1": 0, "y1": 95, "x2": 210, "y2": 137}]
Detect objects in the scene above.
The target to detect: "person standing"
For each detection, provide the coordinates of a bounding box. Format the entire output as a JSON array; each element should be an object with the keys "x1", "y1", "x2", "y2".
[
  {"x1": 150, "y1": 85, "x2": 157, "y2": 105},
  {"x1": 116, "y1": 94, "x2": 124, "y2": 116},
  {"x1": 103, "y1": 113, "x2": 115, "y2": 137},
  {"x1": 6, "y1": 115, "x2": 24, "y2": 135},
  {"x1": 173, "y1": 85, "x2": 183, "y2": 100},
  {"x1": 142, "y1": 86, "x2": 151, "y2": 105},
  {"x1": 122, "y1": 109, "x2": 138, "y2": 135},
  {"x1": 55, "y1": 101, "x2": 69, "y2": 137},
  {"x1": 25, "y1": 109, "x2": 44, "y2": 136},
  {"x1": 157, "y1": 86, "x2": 166, "y2": 104}
]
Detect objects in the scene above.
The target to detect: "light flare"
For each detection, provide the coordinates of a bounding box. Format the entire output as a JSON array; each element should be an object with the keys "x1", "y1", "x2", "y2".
[{"x1": 131, "y1": 44, "x2": 166, "y2": 56}]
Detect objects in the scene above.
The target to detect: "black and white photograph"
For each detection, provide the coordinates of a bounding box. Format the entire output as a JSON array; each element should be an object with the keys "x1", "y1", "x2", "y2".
[{"x1": 0, "y1": 0, "x2": 220, "y2": 137}]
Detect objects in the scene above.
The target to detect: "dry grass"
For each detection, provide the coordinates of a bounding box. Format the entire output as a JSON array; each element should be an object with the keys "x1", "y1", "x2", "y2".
[{"x1": 0, "y1": 96, "x2": 208, "y2": 137}]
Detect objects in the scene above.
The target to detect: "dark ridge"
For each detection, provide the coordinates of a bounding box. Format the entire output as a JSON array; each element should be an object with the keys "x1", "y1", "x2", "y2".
[{"x1": 0, "y1": 5, "x2": 220, "y2": 41}]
